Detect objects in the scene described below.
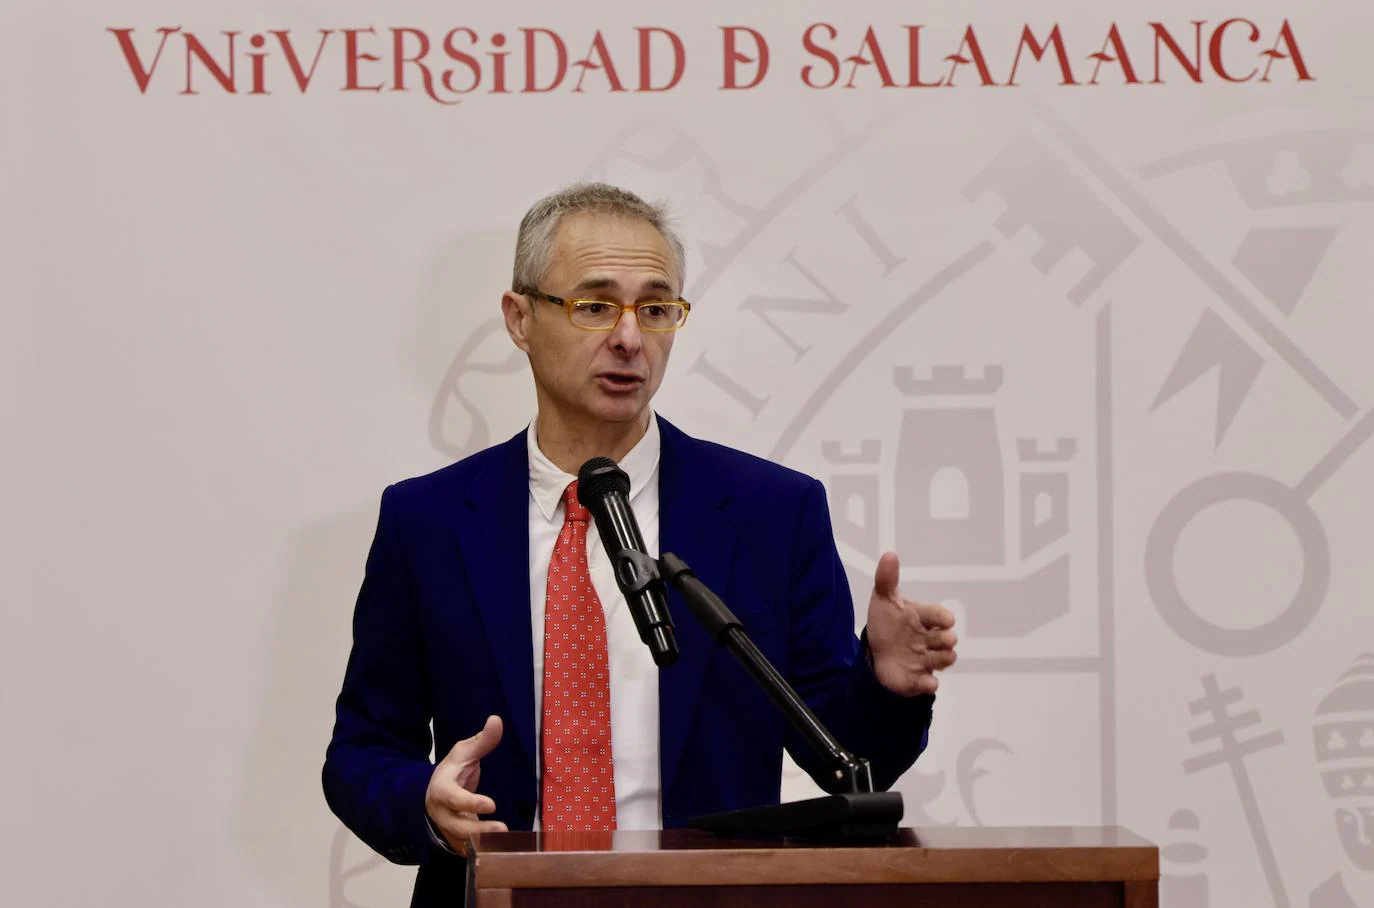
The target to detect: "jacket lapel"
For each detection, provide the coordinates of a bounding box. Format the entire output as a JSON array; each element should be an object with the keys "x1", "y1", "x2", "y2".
[
  {"x1": 456, "y1": 429, "x2": 537, "y2": 766},
  {"x1": 656, "y1": 416, "x2": 738, "y2": 797}
]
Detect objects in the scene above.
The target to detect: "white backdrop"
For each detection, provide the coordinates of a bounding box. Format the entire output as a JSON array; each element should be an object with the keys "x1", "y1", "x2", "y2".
[{"x1": 6, "y1": 2, "x2": 1374, "y2": 906}]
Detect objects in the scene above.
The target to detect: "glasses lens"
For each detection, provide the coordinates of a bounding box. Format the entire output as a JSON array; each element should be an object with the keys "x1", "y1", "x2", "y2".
[
  {"x1": 569, "y1": 301, "x2": 621, "y2": 329},
  {"x1": 637, "y1": 303, "x2": 686, "y2": 330}
]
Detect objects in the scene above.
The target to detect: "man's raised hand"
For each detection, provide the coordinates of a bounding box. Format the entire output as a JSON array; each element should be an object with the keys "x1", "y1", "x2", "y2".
[
  {"x1": 424, "y1": 715, "x2": 509, "y2": 853},
  {"x1": 865, "y1": 552, "x2": 959, "y2": 697}
]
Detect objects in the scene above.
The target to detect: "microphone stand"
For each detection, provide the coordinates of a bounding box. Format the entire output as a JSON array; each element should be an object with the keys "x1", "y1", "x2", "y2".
[{"x1": 626, "y1": 551, "x2": 904, "y2": 839}]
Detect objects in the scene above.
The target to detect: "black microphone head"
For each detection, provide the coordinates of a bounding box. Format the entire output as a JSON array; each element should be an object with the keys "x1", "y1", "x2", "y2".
[{"x1": 577, "y1": 457, "x2": 630, "y2": 504}]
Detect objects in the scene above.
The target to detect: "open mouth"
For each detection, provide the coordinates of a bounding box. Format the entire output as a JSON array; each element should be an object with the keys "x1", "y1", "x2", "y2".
[{"x1": 598, "y1": 372, "x2": 645, "y2": 390}]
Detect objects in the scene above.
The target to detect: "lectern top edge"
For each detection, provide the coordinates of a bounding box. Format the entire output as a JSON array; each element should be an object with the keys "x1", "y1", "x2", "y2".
[{"x1": 467, "y1": 826, "x2": 1161, "y2": 890}]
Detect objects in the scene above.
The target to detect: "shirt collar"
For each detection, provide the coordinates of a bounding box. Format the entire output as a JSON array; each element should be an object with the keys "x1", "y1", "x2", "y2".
[{"x1": 526, "y1": 412, "x2": 661, "y2": 523}]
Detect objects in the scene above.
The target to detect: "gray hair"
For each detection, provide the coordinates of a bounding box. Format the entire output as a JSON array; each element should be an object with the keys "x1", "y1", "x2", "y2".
[{"x1": 511, "y1": 182, "x2": 687, "y2": 295}]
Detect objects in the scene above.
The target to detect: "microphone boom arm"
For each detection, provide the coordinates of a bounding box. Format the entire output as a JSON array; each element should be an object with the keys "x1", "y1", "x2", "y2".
[{"x1": 657, "y1": 552, "x2": 875, "y2": 796}]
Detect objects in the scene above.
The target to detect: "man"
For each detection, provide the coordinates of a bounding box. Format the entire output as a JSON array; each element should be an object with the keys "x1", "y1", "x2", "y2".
[{"x1": 323, "y1": 183, "x2": 958, "y2": 905}]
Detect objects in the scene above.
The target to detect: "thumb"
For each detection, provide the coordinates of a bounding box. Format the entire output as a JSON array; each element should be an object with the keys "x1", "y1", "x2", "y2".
[
  {"x1": 873, "y1": 552, "x2": 901, "y2": 599},
  {"x1": 452, "y1": 715, "x2": 504, "y2": 764}
]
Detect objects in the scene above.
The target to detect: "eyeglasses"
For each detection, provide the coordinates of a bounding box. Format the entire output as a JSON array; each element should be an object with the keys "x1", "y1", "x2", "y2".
[{"x1": 521, "y1": 289, "x2": 691, "y2": 332}]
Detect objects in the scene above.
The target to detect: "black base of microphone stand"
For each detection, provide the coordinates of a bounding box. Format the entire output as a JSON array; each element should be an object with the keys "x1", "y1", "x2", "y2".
[{"x1": 687, "y1": 791, "x2": 904, "y2": 841}]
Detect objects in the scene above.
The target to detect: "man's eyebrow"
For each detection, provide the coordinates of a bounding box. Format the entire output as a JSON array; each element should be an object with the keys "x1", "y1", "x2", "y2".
[
  {"x1": 571, "y1": 277, "x2": 616, "y2": 294},
  {"x1": 571, "y1": 276, "x2": 677, "y2": 296}
]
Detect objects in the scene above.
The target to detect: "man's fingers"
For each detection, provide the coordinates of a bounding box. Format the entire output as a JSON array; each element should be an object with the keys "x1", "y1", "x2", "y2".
[
  {"x1": 927, "y1": 649, "x2": 957, "y2": 670},
  {"x1": 869, "y1": 576, "x2": 959, "y2": 696},
  {"x1": 446, "y1": 715, "x2": 504, "y2": 766},
  {"x1": 915, "y1": 601, "x2": 956, "y2": 630},
  {"x1": 466, "y1": 714, "x2": 504, "y2": 758},
  {"x1": 927, "y1": 629, "x2": 958, "y2": 650},
  {"x1": 455, "y1": 761, "x2": 481, "y2": 794},
  {"x1": 432, "y1": 815, "x2": 510, "y2": 854},
  {"x1": 873, "y1": 552, "x2": 901, "y2": 598},
  {"x1": 898, "y1": 672, "x2": 939, "y2": 696},
  {"x1": 433, "y1": 786, "x2": 498, "y2": 816}
]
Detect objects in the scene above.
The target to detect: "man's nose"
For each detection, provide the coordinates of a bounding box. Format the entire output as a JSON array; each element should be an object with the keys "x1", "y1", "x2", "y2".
[{"x1": 608, "y1": 308, "x2": 643, "y2": 355}]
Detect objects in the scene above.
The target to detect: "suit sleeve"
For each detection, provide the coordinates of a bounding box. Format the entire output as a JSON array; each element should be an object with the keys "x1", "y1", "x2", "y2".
[
  {"x1": 784, "y1": 479, "x2": 935, "y2": 791},
  {"x1": 322, "y1": 485, "x2": 448, "y2": 865}
]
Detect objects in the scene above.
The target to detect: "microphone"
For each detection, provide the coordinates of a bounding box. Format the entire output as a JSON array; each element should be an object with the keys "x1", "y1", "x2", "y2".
[{"x1": 577, "y1": 457, "x2": 679, "y2": 667}]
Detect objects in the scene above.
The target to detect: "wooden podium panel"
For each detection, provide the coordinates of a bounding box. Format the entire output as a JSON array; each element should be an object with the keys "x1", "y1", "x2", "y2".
[{"x1": 466, "y1": 826, "x2": 1159, "y2": 908}]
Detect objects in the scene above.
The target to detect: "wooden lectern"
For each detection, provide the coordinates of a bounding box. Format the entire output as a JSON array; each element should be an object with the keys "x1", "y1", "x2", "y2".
[{"x1": 465, "y1": 825, "x2": 1159, "y2": 907}]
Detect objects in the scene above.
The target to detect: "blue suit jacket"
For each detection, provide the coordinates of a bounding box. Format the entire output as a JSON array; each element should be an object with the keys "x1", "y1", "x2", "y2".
[{"x1": 323, "y1": 416, "x2": 934, "y2": 905}]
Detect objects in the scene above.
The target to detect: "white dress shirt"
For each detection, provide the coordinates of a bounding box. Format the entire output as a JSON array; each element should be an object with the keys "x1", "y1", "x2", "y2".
[{"x1": 526, "y1": 415, "x2": 663, "y2": 830}]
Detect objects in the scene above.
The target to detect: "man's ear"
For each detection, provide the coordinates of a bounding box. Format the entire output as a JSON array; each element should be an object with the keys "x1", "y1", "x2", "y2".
[{"x1": 501, "y1": 291, "x2": 533, "y2": 353}]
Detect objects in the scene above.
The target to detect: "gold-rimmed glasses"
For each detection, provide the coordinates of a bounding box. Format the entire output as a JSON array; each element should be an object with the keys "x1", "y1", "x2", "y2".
[{"x1": 521, "y1": 289, "x2": 691, "y2": 332}]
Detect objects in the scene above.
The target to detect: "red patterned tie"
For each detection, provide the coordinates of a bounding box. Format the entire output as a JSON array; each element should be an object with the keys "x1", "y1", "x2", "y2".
[{"x1": 540, "y1": 480, "x2": 617, "y2": 831}]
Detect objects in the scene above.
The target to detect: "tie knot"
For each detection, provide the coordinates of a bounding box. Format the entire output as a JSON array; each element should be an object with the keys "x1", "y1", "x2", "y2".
[{"x1": 562, "y1": 481, "x2": 590, "y2": 524}]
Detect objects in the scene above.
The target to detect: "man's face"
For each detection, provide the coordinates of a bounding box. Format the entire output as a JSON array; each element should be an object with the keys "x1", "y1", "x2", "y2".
[{"x1": 508, "y1": 212, "x2": 680, "y2": 427}]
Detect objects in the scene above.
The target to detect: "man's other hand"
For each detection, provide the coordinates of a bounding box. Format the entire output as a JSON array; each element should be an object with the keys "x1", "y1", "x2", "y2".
[
  {"x1": 865, "y1": 552, "x2": 959, "y2": 696},
  {"x1": 425, "y1": 715, "x2": 509, "y2": 853}
]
